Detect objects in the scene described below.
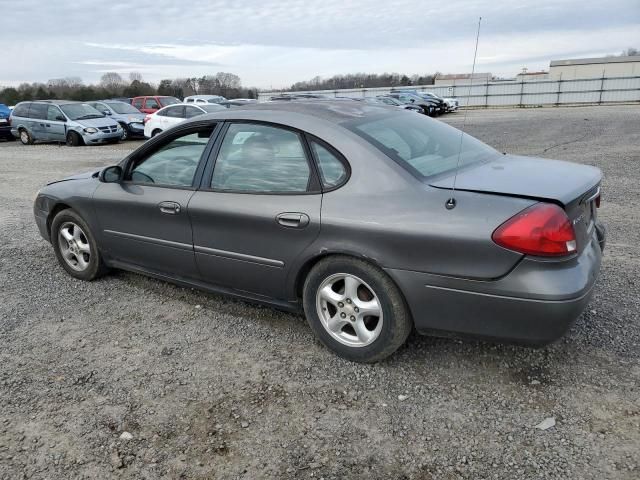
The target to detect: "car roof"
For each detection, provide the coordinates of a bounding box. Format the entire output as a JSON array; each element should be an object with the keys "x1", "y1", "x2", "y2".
[
  {"x1": 197, "y1": 99, "x2": 398, "y2": 124},
  {"x1": 19, "y1": 100, "x2": 82, "y2": 105}
]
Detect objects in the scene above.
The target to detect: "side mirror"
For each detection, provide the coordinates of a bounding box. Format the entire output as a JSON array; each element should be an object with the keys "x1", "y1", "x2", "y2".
[
  {"x1": 103, "y1": 110, "x2": 111, "y2": 115},
  {"x1": 99, "y1": 165, "x2": 123, "y2": 183},
  {"x1": 56, "y1": 115, "x2": 67, "y2": 122},
  {"x1": 410, "y1": 99, "x2": 415, "y2": 103}
]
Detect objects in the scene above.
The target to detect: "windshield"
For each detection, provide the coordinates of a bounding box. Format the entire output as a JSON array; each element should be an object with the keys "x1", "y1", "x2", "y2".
[
  {"x1": 160, "y1": 97, "x2": 180, "y2": 106},
  {"x1": 105, "y1": 102, "x2": 140, "y2": 114},
  {"x1": 60, "y1": 103, "x2": 104, "y2": 120},
  {"x1": 346, "y1": 112, "x2": 499, "y2": 178},
  {"x1": 200, "y1": 104, "x2": 226, "y2": 112}
]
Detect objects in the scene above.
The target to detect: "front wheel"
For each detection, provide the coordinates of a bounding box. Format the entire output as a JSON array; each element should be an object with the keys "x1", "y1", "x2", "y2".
[
  {"x1": 51, "y1": 209, "x2": 108, "y2": 281},
  {"x1": 66, "y1": 131, "x2": 83, "y2": 147},
  {"x1": 303, "y1": 256, "x2": 412, "y2": 363},
  {"x1": 119, "y1": 123, "x2": 129, "y2": 140}
]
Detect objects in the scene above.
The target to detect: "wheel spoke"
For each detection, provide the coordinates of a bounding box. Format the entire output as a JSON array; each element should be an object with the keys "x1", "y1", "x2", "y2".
[
  {"x1": 343, "y1": 276, "x2": 360, "y2": 300},
  {"x1": 62, "y1": 249, "x2": 75, "y2": 261},
  {"x1": 72, "y1": 227, "x2": 83, "y2": 241},
  {"x1": 326, "y1": 314, "x2": 349, "y2": 333},
  {"x1": 77, "y1": 242, "x2": 90, "y2": 254},
  {"x1": 60, "y1": 228, "x2": 73, "y2": 242},
  {"x1": 319, "y1": 284, "x2": 344, "y2": 306},
  {"x1": 355, "y1": 298, "x2": 381, "y2": 318},
  {"x1": 353, "y1": 318, "x2": 373, "y2": 343},
  {"x1": 76, "y1": 254, "x2": 89, "y2": 270}
]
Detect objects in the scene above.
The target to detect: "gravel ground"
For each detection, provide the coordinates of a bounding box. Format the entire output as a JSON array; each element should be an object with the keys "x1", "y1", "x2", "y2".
[{"x1": 0, "y1": 105, "x2": 638, "y2": 480}]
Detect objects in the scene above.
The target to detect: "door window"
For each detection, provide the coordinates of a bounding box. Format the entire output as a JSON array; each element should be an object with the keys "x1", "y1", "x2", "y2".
[
  {"x1": 132, "y1": 98, "x2": 143, "y2": 109},
  {"x1": 211, "y1": 123, "x2": 311, "y2": 193},
  {"x1": 46, "y1": 105, "x2": 64, "y2": 121},
  {"x1": 310, "y1": 141, "x2": 348, "y2": 189},
  {"x1": 185, "y1": 106, "x2": 204, "y2": 118},
  {"x1": 163, "y1": 106, "x2": 185, "y2": 118},
  {"x1": 144, "y1": 98, "x2": 160, "y2": 109},
  {"x1": 127, "y1": 127, "x2": 214, "y2": 186},
  {"x1": 28, "y1": 103, "x2": 47, "y2": 120}
]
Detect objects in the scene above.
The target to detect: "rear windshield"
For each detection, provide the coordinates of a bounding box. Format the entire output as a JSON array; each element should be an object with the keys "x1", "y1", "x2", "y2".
[
  {"x1": 105, "y1": 102, "x2": 140, "y2": 114},
  {"x1": 346, "y1": 112, "x2": 499, "y2": 178},
  {"x1": 60, "y1": 103, "x2": 104, "y2": 121}
]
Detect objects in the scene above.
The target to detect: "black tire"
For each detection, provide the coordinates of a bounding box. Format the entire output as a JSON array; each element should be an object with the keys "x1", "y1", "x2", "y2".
[
  {"x1": 151, "y1": 129, "x2": 162, "y2": 137},
  {"x1": 303, "y1": 256, "x2": 412, "y2": 363},
  {"x1": 66, "y1": 131, "x2": 83, "y2": 147},
  {"x1": 119, "y1": 123, "x2": 129, "y2": 140},
  {"x1": 51, "y1": 209, "x2": 108, "y2": 281},
  {"x1": 18, "y1": 128, "x2": 33, "y2": 145}
]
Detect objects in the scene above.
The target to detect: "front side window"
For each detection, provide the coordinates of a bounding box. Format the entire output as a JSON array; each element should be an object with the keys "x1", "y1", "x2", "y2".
[
  {"x1": 347, "y1": 112, "x2": 499, "y2": 179},
  {"x1": 47, "y1": 105, "x2": 64, "y2": 121},
  {"x1": 211, "y1": 123, "x2": 311, "y2": 193},
  {"x1": 132, "y1": 98, "x2": 143, "y2": 108},
  {"x1": 145, "y1": 98, "x2": 160, "y2": 109},
  {"x1": 127, "y1": 128, "x2": 213, "y2": 186},
  {"x1": 310, "y1": 141, "x2": 347, "y2": 189}
]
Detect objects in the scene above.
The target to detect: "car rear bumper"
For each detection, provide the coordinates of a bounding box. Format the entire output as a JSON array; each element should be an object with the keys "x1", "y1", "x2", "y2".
[
  {"x1": 0, "y1": 125, "x2": 12, "y2": 138},
  {"x1": 386, "y1": 226, "x2": 604, "y2": 345}
]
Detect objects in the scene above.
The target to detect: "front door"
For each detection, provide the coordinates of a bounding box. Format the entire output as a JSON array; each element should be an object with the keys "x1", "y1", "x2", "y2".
[
  {"x1": 189, "y1": 122, "x2": 322, "y2": 300},
  {"x1": 45, "y1": 105, "x2": 67, "y2": 142},
  {"x1": 93, "y1": 125, "x2": 216, "y2": 280}
]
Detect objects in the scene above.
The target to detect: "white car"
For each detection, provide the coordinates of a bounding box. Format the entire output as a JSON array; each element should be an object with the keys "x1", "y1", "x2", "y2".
[
  {"x1": 183, "y1": 94, "x2": 227, "y2": 105},
  {"x1": 143, "y1": 103, "x2": 225, "y2": 138}
]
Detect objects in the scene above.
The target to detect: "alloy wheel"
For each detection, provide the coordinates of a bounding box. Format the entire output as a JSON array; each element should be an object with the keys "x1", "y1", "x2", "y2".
[
  {"x1": 20, "y1": 131, "x2": 29, "y2": 144},
  {"x1": 57, "y1": 222, "x2": 91, "y2": 271},
  {"x1": 315, "y1": 273, "x2": 383, "y2": 347}
]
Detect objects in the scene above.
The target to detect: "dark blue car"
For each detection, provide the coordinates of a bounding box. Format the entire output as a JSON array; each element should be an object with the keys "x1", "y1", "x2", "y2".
[{"x1": 0, "y1": 104, "x2": 13, "y2": 141}]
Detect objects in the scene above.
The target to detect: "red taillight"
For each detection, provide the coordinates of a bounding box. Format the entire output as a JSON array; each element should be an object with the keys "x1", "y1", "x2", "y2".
[{"x1": 492, "y1": 203, "x2": 577, "y2": 257}]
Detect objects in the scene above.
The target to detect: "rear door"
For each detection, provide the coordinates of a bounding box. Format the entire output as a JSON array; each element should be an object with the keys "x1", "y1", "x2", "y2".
[
  {"x1": 28, "y1": 103, "x2": 48, "y2": 140},
  {"x1": 92, "y1": 124, "x2": 217, "y2": 279},
  {"x1": 189, "y1": 122, "x2": 322, "y2": 300},
  {"x1": 161, "y1": 106, "x2": 186, "y2": 129}
]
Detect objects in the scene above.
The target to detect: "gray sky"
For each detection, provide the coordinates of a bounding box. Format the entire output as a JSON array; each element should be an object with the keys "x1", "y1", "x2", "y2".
[{"x1": 2, "y1": 0, "x2": 639, "y2": 88}]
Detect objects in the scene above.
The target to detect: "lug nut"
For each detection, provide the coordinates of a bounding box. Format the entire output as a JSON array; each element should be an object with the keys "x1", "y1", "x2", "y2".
[
  {"x1": 354, "y1": 307, "x2": 359, "y2": 312},
  {"x1": 340, "y1": 312, "x2": 346, "y2": 318},
  {"x1": 346, "y1": 299, "x2": 352, "y2": 304},
  {"x1": 350, "y1": 315, "x2": 355, "y2": 321},
  {"x1": 338, "y1": 302, "x2": 344, "y2": 308}
]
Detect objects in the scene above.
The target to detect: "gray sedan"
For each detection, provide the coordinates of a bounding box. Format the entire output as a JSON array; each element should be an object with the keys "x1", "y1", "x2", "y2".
[{"x1": 33, "y1": 101, "x2": 606, "y2": 362}]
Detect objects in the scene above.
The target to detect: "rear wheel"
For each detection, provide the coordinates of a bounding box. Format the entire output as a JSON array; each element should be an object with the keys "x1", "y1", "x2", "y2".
[
  {"x1": 19, "y1": 128, "x2": 33, "y2": 145},
  {"x1": 152, "y1": 129, "x2": 162, "y2": 137},
  {"x1": 51, "y1": 209, "x2": 108, "y2": 281},
  {"x1": 66, "y1": 131, "x2": 83, "y2": 147},
  {"x1": 303, "y1": 256, "x2": 412, "y2": 363}
]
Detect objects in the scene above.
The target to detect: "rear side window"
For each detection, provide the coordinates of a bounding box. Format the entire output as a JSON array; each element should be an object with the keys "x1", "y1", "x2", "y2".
[
  {"x1": 185, "y1": 106, "x2": 203, "y2": 118},
  {"x1": 132, "y1": 98, "x2": 143, "y2": 109},
  {"x1": 164, "y1": 106, "x2": 185, "y2": 118},
  {"x1": 28, "y1": 103, "x2": 47, "y2": 120},
  {"x1": 211, "y1": 123, "x2": 311, "y2": 193},
  {"x1": 309, "y1": 141, "x2": 348, "y2": 189},
  {"x1": 12, "y1": 103, "x2": 30, "y2": 117}
]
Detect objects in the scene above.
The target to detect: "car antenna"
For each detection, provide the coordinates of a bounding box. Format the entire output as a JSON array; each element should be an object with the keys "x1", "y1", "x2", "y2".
[{"x1": 446, "y1": 16, "x2": 482, "y2": 211}]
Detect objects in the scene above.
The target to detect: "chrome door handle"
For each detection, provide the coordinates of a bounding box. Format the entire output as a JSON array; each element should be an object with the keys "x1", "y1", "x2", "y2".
[
  {"x1": 276, "y1": 212, "x2": 310, "y2": 228},
  {"x1": 158, "y1": 201, "x2": 181, "y2": 215}
]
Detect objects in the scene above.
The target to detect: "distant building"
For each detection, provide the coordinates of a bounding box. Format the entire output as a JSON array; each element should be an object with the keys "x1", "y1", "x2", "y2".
[
  {"x1": 434, "y1": 73, "x2": 492, "y2": 86},
  {"x1": 515, "y1": 71, "x2": 549, "y2": 81},
  {"x1": 549, "y1": 55, "x2": 640, "y2": 79}
]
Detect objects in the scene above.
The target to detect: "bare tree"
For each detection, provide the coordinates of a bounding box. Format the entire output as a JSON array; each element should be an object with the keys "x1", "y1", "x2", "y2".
[
  {"x1": 129, "y1": 72, "x2": 144, "y2": 83},
  {"x1": 100, "y1": 72, "x2": 126, "y2": 93}
]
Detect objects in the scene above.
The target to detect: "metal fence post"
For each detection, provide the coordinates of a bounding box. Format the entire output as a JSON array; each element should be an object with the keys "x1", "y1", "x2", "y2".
[
  {"x1": 556, "y1": 73, "x2": 562, "y2": 106},
  {"x1": 598, "y1": 69, "x2": 605, "y2": 105},
  {"x1": 485, "y1": 78, "x2": 489, "y2": 108},
  {"x1": 519, "y1": 78, "x2": 524, "y2": 108}
]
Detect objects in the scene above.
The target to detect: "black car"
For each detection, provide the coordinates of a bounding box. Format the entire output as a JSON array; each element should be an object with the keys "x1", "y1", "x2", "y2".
[
  {"x1": 385, "y1": 92, "x2": 442, "y2": 116},
  {"x1": 0, "y1": 103, "x2": 13, "y2": 141}
]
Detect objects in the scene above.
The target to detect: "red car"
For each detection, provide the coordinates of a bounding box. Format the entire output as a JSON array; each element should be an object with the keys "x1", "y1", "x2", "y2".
[{"x1": 131, "y1": 96, "x2": 180, "y2": 114}]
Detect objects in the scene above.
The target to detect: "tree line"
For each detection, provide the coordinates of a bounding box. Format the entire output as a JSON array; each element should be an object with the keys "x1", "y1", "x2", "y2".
[
  {"x1": 286, "y1": 72, "x2": 439, "y2": 92},
  {"x1": 0, "y1": 72, "x2": 259, "y2": 105}
]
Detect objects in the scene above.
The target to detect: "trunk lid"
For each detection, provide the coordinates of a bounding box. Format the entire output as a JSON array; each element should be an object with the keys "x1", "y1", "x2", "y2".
[{"x1": 430, "y1": 155, "x2": 602, "y2": 254}]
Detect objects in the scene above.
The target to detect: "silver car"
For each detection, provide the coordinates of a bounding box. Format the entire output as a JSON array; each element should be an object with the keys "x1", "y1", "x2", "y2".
[
  {"x1": 87, "y1": 100, "x2": 146, "y2": 140},
  {"x1": 10, "y1": 100, "x2": 122, "y2": 146}
]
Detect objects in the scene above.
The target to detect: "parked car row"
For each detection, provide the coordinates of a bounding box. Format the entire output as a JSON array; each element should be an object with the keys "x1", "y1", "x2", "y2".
[{"x1": 5, "y1": 94, "x2": 258, "y2": 146}]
